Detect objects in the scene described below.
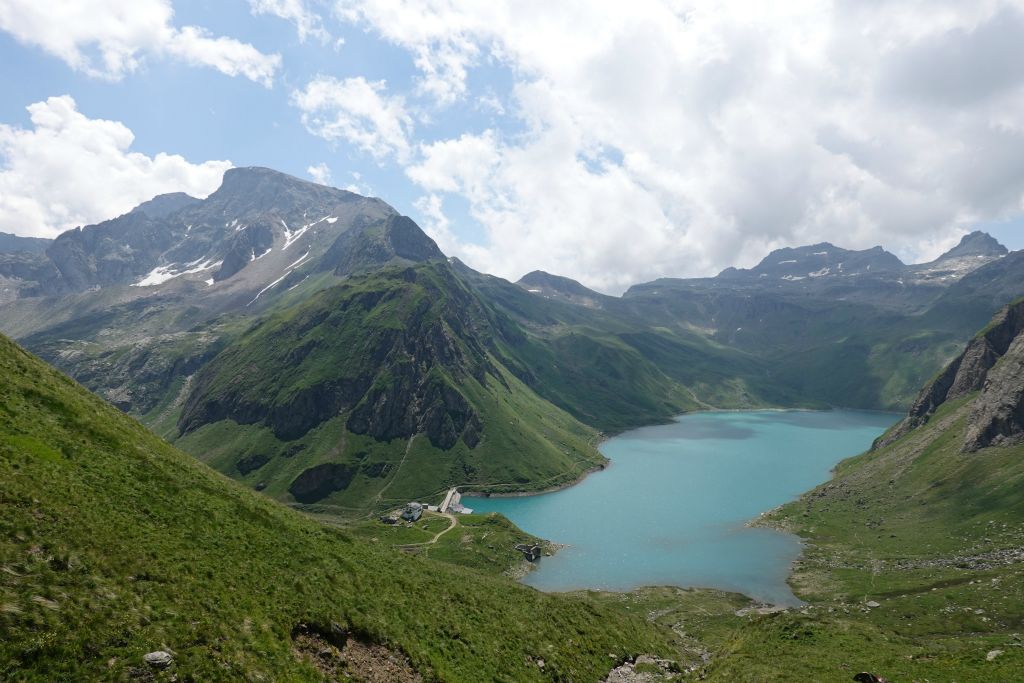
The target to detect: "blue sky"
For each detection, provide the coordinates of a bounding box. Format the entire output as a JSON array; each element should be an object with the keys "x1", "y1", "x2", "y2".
[
  {"x1": 0, "y1": 1, "x2": 1021, "y2": 292},
  {"x1": 0, "y1": 0, "x2": 498, "y2": 248}
]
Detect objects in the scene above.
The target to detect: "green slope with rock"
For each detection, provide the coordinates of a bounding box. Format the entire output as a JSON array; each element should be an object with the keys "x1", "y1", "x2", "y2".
[
  {"x1": 7, "y1": 167, "x2": 1023, "y2": 521},
  {"x1": 172, "y1": 262, "x2": 606, "y2": 514},
  {"x1": 0, "y1": 332, "x2": 677, "y2": 681}
]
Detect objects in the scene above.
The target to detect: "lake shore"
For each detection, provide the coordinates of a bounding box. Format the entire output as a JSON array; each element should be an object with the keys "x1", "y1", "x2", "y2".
[
  {"x1": 461, "y1": 461, "x2": 609, "y2": 498},
  {"x1": 468, "y1": 409, "x2": 892, "y2": 499},
  {"x1": 463, "y1": 409, "x2": 898, "y2": 604}
]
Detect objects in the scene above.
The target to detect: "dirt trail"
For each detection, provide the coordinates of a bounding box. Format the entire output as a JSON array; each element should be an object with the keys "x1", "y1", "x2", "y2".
[
  {"x1": 394, "y1": 513, "x2": 459, "y2": 550},
  {"x1": 427, "y1": 513, "x2": 458, "y2": 545}
]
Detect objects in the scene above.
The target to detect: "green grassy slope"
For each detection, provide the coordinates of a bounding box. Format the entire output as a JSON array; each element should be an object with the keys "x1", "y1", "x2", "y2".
[
  {"x1": 344, "y1": 511, "x2": 551, "y2": 577},
  {"x1": 0, "y1": 332, "x2": 675, "y2": 681},
  {"x1": 456, "y1": 265, "x2": 796, "y2": 430},
  {"x1": 618, "y1": 270, "x2": 1024, "y2": 412},
  {"x1": 171, "y1": 263, "x2": 605, "y2": 515}
]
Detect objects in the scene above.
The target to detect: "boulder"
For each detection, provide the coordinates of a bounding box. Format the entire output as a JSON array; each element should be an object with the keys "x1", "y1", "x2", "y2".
[{"x1": 143, "y1": 651, "x2": 173, "y2": 668}]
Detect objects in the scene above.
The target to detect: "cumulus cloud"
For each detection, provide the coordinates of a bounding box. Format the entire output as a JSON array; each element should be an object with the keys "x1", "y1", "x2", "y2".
[
  {"x1": 335, "y1": 0, "x2": 482, "y2": 104},
  {"x1": 292, "y1": 76, "x2": 413, "y2": 161},
  {"x1": 340, "y1": 0, "x2": 1024, "y2": 292},
  {"x1": 0, "y1": 0, "x2": 280, "y2": 86},
  {"x1": 0, "y1": 95, "x2": 232, "y2": 238},
  {"x1": 250, "y1": 0, "x2": 331, "y2": 43},
  {"x1": 307, "y1": 162, "x2": 333, "y2": 185}
]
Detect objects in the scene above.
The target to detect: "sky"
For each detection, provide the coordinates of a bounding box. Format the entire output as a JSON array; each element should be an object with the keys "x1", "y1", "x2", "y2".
[{"x1": 0, "y1": 1, "x2": 1022, "y2": 293}]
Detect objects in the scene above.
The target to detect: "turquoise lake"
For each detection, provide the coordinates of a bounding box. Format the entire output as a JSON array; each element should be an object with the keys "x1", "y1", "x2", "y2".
[{"x1": 464, "y1": 410, "x2": 897, "y2": 605}]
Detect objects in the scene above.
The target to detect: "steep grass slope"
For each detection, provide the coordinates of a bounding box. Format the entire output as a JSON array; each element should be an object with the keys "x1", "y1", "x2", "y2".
[
  {"x1": 173, "y1": 263, "x2": 605, "y2": 514},
  {"x1": 0, "y1": 333, "x2": 674, "y2": 681}
]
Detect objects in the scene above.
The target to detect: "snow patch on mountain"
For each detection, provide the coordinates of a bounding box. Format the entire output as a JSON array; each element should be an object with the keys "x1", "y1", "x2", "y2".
[{"x1": 132, "y1": 258, "x2": 221, "y2": 287}]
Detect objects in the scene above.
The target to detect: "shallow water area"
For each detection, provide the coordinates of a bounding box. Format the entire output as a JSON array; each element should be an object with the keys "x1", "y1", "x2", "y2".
[{"x1": 464, "y1": 410, "x2": 897, "y2": 605}]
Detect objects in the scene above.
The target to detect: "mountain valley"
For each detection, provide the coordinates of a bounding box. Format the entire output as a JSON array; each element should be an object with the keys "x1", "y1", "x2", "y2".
[{"x1": 1, "y1": 168, "x2": 1021, "y2": 518}]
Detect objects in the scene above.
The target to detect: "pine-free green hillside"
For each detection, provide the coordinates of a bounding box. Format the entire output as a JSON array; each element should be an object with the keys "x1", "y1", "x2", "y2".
[
  {"x1": 0, "y1": 333, "x2": 676, "y2": 681},
  {"x1": 452, "y1": 261, "x2": 804, "y2": 431},
  {"x1": 685, "y1": 397, "x2": 1024, "y2": 682},
  {"x1": 173, "y1": 263, "x2": 605, "y2": 515}
]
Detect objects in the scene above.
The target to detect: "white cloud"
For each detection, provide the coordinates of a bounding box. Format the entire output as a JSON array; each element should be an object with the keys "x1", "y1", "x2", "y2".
[
  {"x1": 292, "y1": 76, "x2": 413, "y2": 161},
  {"x1": 250, "y1": 0, "x2": 331, "y2": 43},
  {"x1": 0, "y1": 95, "x2": 231, "y2": 238},
  {"x1": 335, "y1": 0, "x2": 482, "y2": 104},
  {"x1": 341, "y1": 0, "x2": 1024, "y2": 292},
  {"x1": 343, "y1": 171, "x2": 373, "y2": 195},
  {"x1": 307, "y1": 162, "x2": 333, "y2": 185},
  {"x1": 0, "y1": 0, "x2": 280, "y2": 86},
  {"x1": 413, "y1": 193, "x2": 456, "y2": 251}
]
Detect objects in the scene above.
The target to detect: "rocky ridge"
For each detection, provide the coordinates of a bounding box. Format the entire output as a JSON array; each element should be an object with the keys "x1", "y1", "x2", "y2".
[{"x1": 877, "y1": 298, "x2": 1024, "y2": 451}]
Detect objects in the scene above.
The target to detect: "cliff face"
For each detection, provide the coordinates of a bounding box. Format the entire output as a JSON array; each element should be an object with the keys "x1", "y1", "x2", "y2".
[
  {"x1": 964, "y1": 328, "x2": 1024, "y2": 450},
  {"x1": 877, "y1": 298, "x2": 1024, "y2": 451}
]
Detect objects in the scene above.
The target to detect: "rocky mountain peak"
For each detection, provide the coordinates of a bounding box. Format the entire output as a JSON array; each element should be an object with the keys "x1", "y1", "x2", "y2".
[
  {"x1": 0, "y1": 166, "x2": 406, "y2": 298},
  {"x1": 935, "y1": 231, "x2": 1008, "y2": 261},
  {"x1": 721, "y1": 241, "x2": 904, "y2": 282},
  {"x1": 318, "y1": 214, "x2": 444, "y2": 278},
  {"x1": 907, "y1": 231, "x2": 1008, "y2": 285},
  {"x1": 130, "y1": 192, "x2": 201, "y2": 220},
  {"x1": 202, "y1": 166, "x2": 366, "y2": 218},
  {"x1": 517, "y1": 270, "x2": 606, "y2": 308}
]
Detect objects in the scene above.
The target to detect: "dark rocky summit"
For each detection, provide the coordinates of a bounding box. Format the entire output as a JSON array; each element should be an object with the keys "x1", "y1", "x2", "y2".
[
  {"x1": 935, "y1": 230, "x2": 1009, "y2": 260},
  {"x1": 321, "y1": 214, "x2": 445, "y2": 277}
]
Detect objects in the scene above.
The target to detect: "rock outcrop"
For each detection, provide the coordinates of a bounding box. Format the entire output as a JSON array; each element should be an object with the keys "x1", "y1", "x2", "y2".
[
  {"x1": 876, "y1": 298, "x2": 1024, "y2": 451},
  {"x1": 964, "y1": 330, "x2": 1024, "y2": 450}
]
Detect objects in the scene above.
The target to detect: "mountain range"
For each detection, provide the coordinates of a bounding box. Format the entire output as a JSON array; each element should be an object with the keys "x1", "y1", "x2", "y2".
[
  {"x1": 1, "y1": 167, "x2": 1021, "y2": 515},
  {"x1": 3, "y1": 166, "x2": 1024, "y2": 680},
  {"x1": 3, "y1": 278, "x2": 1023, "y2": 680}
]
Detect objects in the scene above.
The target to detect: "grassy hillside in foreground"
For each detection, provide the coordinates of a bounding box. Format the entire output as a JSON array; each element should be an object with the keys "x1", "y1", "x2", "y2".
[{"x1": 0, "y1": 333, "x2": 675, "y2": 681}]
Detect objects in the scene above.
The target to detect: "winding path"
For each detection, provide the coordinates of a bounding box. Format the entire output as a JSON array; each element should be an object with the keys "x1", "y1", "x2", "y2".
[
  {"x1": 427, "y1": 513, "x2": 459, "y2": 545},
  {"x1": 396, "y1": 512, "x2": 459, "y2": 549}
]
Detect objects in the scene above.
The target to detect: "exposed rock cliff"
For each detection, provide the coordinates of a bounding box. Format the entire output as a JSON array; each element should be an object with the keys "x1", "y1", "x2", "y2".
[{"x1": 877, "y1": 298, "x2": 1024, "y2": 451}]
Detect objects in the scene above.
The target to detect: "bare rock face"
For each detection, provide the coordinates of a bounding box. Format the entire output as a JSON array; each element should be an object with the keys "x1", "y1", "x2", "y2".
[
  {"x1": 876, "y1": 299, "x2": 1024, "y2": 451},
  {"x1": 964, "y1": 332, "x2": 1024, "y2": 451},
  {"x1": 289, "y1": 463, "x2": 358, "y2": 503}
]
